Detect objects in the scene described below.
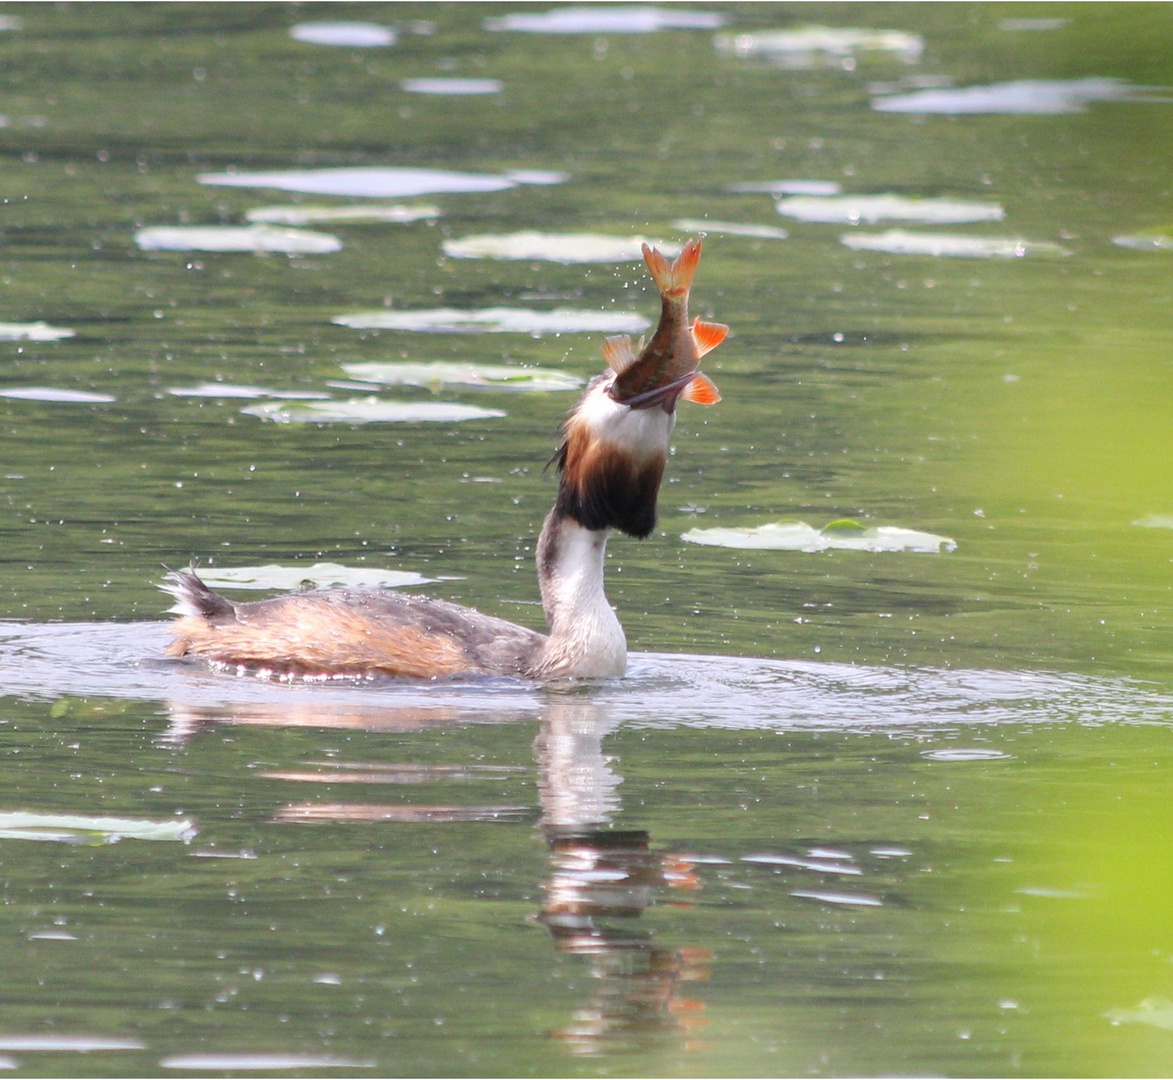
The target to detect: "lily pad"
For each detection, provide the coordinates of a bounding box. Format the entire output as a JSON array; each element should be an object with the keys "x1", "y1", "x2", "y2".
[
  {"x1": 0, "y1": 387, "x2": 114, "y2": 402},
  {"x1": 135, "y1": 225, "x2": 342, "y2": 254},
  {"x1": 0, "y1": 1035, "x2": 146, "y2": 1052},
  {"x1": 0, "y1": 811, "x2": 195, "y2": 843},
  {"x1": 841, "y1": 229, "x2": 1070, "y2": 258},
  {"x1": 727, "y1": 179, "x2": 842, "y2": 196},
  {"x1": 241, "y1": 397, "x2": 506, "y2": 424},
  {"x1": 162, "y1": 1054, "x2": 376, "y2": 1071},
  {"x1": 442, "y1": 231, "x2": 677, "y2": 263},
  {"x1": 341, "y1": 361, "x2": 582, "y2": 392},
  {"x1": 1105, "y1": 997, "x2": 1173, "y2": 1032},
  {"x1": 672, "y1": 218, "x2": 789, "y2": 240},
  {"x1": 776, "y1": 194, "x2": 1004, "y2": 225},
  {"x1": 873, "y1": 77, "x2": 1171, "y2": 114},
  {"x1": 0, "y1": 321, "x2": 75, "y2": 341},
  {"x1": 290, "y1": 21, "x2": 396, "y2": 47},
  {"x1": 246, "y1": 204, "x2": 440, "y2": 226},
  {"x1": 401, "y1": 78, "x2": 503, "y2": 95},
  {"x1": 168, "y1": 383, "x2": 331, "y2": 400},
  {"x1": 716, "y1": 26, "x2": 924, "y2": 65},
  {"x1": 681, "y1": 519, "x2": 957, "y2": 553},
  {"x1": 1113, "y1": 231, "x2": 1173, "y2": 251},
  {"x1": 333, "y1": 307, "x2": 650, "y2": 335},
  {"x1": 199, "y1": 167, "x2": 563, "y2": 198},
  {"x1": 194, "y1": 562, "x2": 436, "y2": 591},
  {"x1": 485, "y1": 6, "x2": 726, "y2": 33}
]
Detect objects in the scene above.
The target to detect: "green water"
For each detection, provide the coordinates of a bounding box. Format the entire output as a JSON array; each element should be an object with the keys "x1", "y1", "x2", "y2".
[{"x1": 0, "y1": 3, "x2": 1171, "y2": 1076}]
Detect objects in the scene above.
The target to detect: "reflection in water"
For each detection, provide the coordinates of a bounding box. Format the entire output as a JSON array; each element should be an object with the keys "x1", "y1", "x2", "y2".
[
  {"x1": 535, "y1": 694, "x2": 711, "y2": 1055},
  {"x1": 163, "y1": 687, "x2": 711, "y2": 1055}
]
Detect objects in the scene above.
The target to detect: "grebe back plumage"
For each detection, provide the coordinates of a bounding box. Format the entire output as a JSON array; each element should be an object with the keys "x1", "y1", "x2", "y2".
[{"x1": 162, "y1": 238, "x2": 725, "y2": 681}]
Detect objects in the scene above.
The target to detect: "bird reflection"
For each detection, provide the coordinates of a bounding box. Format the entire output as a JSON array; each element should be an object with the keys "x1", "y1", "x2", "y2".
[
  {"x1": 535, "y1": 693, "x2": 711, "y2": 1055},
  {"x1": 160, "y1": 688, "x2": 710, "y2": 1053}
]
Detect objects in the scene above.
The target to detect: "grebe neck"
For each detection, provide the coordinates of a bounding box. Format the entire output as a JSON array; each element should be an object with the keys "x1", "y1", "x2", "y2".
[{"x1": 533, "y1": 509, "x2": 626, "y2": 679}]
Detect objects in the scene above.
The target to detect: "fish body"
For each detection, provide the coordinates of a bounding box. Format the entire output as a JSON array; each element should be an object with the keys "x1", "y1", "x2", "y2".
[{"x1": 607, "y1": 238, "x2": 726, "y2": 410}]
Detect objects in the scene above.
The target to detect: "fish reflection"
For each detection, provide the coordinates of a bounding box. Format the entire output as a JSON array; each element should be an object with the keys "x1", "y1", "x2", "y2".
[{"x1": 535, "y1": 694, "x2": 711, "y2": 1055}]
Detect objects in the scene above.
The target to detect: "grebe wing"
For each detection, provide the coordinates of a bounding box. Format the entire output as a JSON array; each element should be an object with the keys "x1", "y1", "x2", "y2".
[{"x1": 162, "y1": 570, "x2": 545, "y2": 679}]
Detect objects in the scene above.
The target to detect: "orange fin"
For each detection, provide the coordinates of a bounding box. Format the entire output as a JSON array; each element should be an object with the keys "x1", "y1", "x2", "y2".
[
  {"x1": 600, "y1": 334, "x2": 639, "y2": 374},
  {"x1": 642, "y1": 237, "x2": 702, "y2": 298},
  {"x1": 691, "y1": 317, "x2": 728, "y2": 357},
  {"x1": 680, "y1": 372, "x2": 721, "y2": 406}
]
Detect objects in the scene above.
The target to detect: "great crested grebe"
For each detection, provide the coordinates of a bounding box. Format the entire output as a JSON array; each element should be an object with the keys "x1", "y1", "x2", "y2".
[{"x1": 161, "y1": 238, "x2": 725, "y2": 681}]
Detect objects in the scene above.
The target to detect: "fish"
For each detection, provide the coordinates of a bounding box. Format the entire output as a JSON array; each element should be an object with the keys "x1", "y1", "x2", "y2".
[
  {"x1": 551, "y1": 237, "x2": 726, "y2": 539},
  {"x1": 605, "y1": 237, "x2": 726, "y2": 411}
]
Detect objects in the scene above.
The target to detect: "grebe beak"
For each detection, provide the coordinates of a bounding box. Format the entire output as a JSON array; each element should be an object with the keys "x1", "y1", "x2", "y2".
[{"x1": 613, "y1": 367, "x2": 722, "y2": 413}]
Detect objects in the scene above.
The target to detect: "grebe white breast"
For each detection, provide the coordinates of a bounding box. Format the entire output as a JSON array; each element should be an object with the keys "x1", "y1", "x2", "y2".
[{"x1": 161, "y1": 238, "x2": 725, "y2": 681}]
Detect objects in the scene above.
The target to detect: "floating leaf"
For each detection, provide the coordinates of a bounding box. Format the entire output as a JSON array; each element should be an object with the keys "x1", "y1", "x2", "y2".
[
  {"x1": 401, "y1": 78, "x2": 502, "y2": 95},
  {"x1": 790, "y1": 889, "x2": 883, "y2": 907},
  {"x1": 333, "y1": 307, "x2": 650, "y2": 335},
  {"x1": 717, "y1": 26, "x2": 924, "y2": 64},
  {"x1": 341, "y1": 360, "x2": 582, "y2": 392},
  {"x1": 1133, "y1": 514, "x2": 1173, "y2": 529},
  {"x1": 921, "y1": 748, "x2": 1013, "y2": 761},
  {"x1": 135, "y1": 225, "x2": 342, "y2": 254},
  {"x1": 0, "y1": 321, "x2": 75, "y2": 341},
  {"x1": 1105, "y1": 998, "x2": 1173, "y2": 1032},
  {"x1": 1113, "y1": 231, "x2": 1173, "y2": 251},
  {"x1": 0, "y1": 387, "x2": 114, "y2": 402},
  {"x1": 199, "y1": 167, "x2": 562, "y2": 198},
  {"x1": 776, "y1": 193, "x2": 1004, "y2": 225},
  {"x1": 681, "y1": 520, "x2": 957, "y2": 553},
  {"x1": 168, "y1": 383, "x2": 331, "y2": 400},
  {"x1": 841, "y1": 229, "x2": 1070, "y2": 258},
  {"x1": 241, "y1": 397, "x2": 506, "y2": 424},
  {"x1": 290, "y1": 21, "x2": 396, "y2": 47},
  {"x1": 194, "y1": 562, "x2": 435, "y2": 591},
  {"x1": 273, "y1": 803, "x2": 536, "y2": 823},
  {"x1": 0, "y1": 1035, "x2": 146, "y2": 1052},
  {"x1": 162, "y1": 1053, "x2": 376, "y2": 1071},
  {"x1": 873, "y1": 77, "x2": 1171, "y2": 114},
  {"x1": 0, "y1": 811, "x2": 195, "y2": 843},
  {"x1": 246, "y1": 204, "x2": 440, "y2": 226},
  {"x1": 998, "y1": 18, "x2": 1069, "y2": 31},
  {"x1": 485, "y1": 6, "x2": 725, "y2": 33},
  {"x1": 442, "y1": 231, "x2": 677, "y2": 263},
  {"x1": 727, "y1": 179, "x2": 842, "y2": 196},
  {"x1": 672, "y1": 218, "x2": 789, "y2": 239}
]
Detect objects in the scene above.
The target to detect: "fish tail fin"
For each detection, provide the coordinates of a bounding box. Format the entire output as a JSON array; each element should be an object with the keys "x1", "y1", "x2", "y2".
[
  {"x1": 601, "y1": 334, "x2": 639, "y2": 374},
  {"x1": 680, "y1": 372, "x2": 721, "y2": 406},
  {"x1": 642, "y1": 237, "x2": 702, "y2": 298},
  {"x1": 691, "y1": 317, "x2": 728, "y2": 356}
]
